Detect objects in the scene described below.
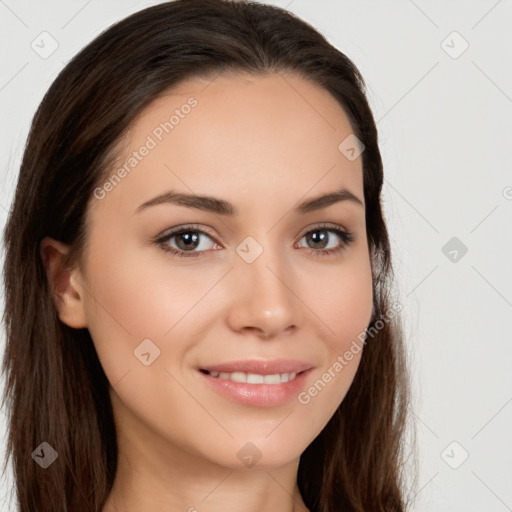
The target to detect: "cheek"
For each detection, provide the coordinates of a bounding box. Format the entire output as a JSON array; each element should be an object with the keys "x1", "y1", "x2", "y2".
[
  {"x1": 79, "y1": 234, "x2": 208, "y2": 390},
  {"x1": 304, "y1": 251, "x2": 374, "y2": 346},
  {"x1": 298, "y1": 254, "x2": 373, "y2": 403},
  {"x1": 82, "y1": 240, "x2": 208, "y2": 339}
]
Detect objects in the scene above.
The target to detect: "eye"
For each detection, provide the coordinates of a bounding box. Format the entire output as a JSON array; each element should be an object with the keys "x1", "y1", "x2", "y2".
[
  {"x1": 154, "y1": 224, "x2": 218, "y2": 258},
  {"x1": 296, "y1": 224, "x2": 354, "y2": 258},
  {"x1": 153, "y1": 223, "x2": 354, "y2": 259}
]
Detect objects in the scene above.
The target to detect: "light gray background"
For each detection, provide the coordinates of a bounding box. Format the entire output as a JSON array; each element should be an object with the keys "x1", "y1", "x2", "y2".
[{"x1": 1, "y1": 1, "x2": 511, "y2": 510}]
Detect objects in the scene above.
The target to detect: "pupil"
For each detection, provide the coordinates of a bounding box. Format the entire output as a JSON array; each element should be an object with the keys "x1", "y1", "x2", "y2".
[
  {"x1": 178, "y1": 232, "x2": 199, "y2": 250},
  {"x1": 309, "y1": 230, "x2": 327, "y2": 249}
]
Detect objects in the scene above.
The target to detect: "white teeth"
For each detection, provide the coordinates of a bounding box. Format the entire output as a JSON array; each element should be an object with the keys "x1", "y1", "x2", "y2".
[
  {"x1": 206, "y1": 371, "x2": 298, "y2": 384},
  {"x1": 230, "y1": 372, "x2": 246, "y2": 383},
  {"x1": 263, "y1": 374, "x2": 280, "y2": 384},
  {"x1": 247, "y1": 373, "x2": 264, "y2": 384}
]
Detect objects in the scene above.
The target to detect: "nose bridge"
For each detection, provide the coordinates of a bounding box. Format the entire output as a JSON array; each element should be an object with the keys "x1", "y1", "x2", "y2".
[{"x1": 229, "y1": 232, "x2": 298, "y2": 336}]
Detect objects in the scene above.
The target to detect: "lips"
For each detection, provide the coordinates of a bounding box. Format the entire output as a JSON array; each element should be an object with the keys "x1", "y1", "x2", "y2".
[{"x1": 197, "y1": 359, "x2": 314, "y2": 407}]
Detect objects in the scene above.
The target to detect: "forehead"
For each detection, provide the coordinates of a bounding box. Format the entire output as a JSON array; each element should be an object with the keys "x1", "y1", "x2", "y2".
[{"x1": 94, "y1": 71, "x2": 364, "y2": 218}]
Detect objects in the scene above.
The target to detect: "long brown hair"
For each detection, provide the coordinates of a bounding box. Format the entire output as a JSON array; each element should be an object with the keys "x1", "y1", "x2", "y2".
[{"x1": 1, "y1": 1, "x2": 413, "y2": 510}]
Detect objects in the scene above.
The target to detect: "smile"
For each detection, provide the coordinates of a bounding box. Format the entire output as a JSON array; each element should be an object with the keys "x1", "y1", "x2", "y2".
[{"x1": 198, "y1": 367, "x2": 313, "y2": 407}]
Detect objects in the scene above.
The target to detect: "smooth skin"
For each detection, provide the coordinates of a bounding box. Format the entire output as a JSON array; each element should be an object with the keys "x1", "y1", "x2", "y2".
[{"x1": 41, "y1": 72, "x2": 373, "y2": 512}]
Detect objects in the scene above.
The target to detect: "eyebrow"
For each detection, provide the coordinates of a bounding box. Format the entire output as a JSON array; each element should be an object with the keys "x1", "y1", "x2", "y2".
[{"x1": 135, "y1": 186, "x2": 364, "y2": 216}]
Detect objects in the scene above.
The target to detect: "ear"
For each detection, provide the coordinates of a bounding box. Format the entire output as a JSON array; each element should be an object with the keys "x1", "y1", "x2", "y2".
[{"x1": 40, "y1": 237, "x2": 88, "y2": 329}]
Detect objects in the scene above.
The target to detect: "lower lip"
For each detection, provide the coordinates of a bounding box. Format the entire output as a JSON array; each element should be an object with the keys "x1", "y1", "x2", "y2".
[{"x1": 198, "y1": 369, "x2": 313, "y2": 407}]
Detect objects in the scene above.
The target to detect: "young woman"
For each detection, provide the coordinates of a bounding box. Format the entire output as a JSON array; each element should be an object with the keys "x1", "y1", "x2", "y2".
[{"x1": 1, "y1": 1, "x2": 412, "y2": 510}]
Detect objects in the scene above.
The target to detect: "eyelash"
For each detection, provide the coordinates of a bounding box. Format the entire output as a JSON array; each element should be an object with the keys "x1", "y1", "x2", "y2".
[{"x1": 154, "y1": 223, "x2": 354, "y2": 259}]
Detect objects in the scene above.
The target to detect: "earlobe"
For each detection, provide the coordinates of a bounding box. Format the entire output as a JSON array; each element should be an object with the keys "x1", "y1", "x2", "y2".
[{"x1": 40, "y1": 237, "x2": 88, "y2": 329}]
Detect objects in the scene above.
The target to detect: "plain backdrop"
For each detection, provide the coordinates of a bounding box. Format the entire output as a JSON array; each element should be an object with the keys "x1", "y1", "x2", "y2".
[{"x1": 1, "y1": 1, "x2": 511, "y2": 511}]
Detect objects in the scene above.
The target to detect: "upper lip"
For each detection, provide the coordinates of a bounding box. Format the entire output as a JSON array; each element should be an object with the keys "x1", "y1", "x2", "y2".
[{"x1": 200, "y1": 359, "x2": 313, "y2": 375}]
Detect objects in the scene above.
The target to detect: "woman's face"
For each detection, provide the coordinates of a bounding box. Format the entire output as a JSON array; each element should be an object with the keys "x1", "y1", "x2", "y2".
[{"x1": 73, "y1": 72, "x2": 373, "y2": 470}]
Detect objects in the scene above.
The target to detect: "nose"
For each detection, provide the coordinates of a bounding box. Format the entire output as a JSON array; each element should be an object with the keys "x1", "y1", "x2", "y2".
[{"x1": 225, "y1": 243, "x2": 300, "y2": 339}]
